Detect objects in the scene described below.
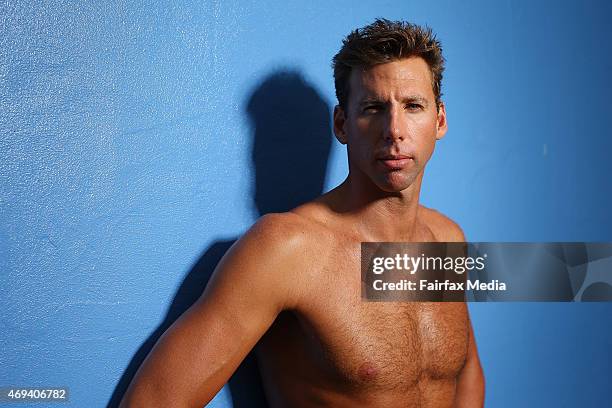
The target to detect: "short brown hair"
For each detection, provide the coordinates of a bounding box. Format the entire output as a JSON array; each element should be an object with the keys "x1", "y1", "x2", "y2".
[{"x1": 332, "y1": 18, "x2": 445, "y2": 110}]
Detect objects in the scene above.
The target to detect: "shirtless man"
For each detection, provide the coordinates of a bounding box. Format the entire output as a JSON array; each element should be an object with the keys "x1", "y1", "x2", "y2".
[{"x1": 120, "y1": 19, "x2": 485, "y2": 407}]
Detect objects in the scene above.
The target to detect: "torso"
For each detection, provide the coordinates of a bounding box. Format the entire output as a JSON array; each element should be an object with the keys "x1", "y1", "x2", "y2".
[{"x1": 255, "y1": 204, "x2": 470, "y2": 407}]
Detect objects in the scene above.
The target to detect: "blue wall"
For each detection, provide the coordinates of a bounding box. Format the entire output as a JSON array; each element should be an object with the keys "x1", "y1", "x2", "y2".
[{"x1": 1, "y1": 1, "x2": 611, "y2": 407}]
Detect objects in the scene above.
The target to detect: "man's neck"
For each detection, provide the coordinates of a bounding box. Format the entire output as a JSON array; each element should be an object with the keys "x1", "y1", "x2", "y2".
[{"x1": 329, "y1": 171, "x2": 424, "y2": 241}]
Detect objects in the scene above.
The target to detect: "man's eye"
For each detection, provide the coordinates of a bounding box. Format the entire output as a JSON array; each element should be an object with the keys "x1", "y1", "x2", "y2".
[
  {"x1": 363, "y1": 106, "x2": 381, "y2": 113},
  {"x1": 406, "y1": 103, "x2": 423, "y2": 110}
]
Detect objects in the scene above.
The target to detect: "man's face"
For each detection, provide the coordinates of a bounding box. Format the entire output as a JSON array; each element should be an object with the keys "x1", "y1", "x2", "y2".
[{"x1": 334, "y1": 57, "x2": 447, "y2": 193}]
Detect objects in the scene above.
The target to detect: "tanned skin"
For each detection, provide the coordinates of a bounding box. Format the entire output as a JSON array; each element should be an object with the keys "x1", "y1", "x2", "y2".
[{"x1": 120, "y1": 56, "x2": 485, "y2": 408}]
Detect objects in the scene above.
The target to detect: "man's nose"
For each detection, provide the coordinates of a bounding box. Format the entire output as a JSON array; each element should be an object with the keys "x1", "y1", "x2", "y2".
[{"x1": 383, "y1": 108, "x2": 405, "y2": 142}]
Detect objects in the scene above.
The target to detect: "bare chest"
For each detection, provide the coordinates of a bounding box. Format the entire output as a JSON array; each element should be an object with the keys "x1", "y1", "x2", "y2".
[
  {"x1": 281, "y1": 244, "x2": 468, "y2": 392},
  {"x1": 300, "y1": 295, "x2": 469, "y2": 391}
]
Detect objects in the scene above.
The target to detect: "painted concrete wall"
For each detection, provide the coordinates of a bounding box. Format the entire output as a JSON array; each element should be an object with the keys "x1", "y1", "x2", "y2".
[{"x1": 1, "y1": 1, "x2": 611, "y2": 407}]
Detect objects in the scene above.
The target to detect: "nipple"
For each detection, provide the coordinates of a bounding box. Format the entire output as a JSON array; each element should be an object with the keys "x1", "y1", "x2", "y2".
[{"x1": 358, "y1": 362, "x2": 378, "y2": 380}]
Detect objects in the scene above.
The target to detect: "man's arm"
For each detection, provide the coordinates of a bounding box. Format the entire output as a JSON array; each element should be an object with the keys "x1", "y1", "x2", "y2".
[
  {"x1": 455, "y1": 320, "x2": 485, "y2": 407},
  {"x1": 120, "y1": 214, "x2": 303, "y2": 408}
]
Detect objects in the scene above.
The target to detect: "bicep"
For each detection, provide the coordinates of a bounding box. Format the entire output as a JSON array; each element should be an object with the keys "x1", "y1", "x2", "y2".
[{"x1": 121, "y1": 220, "x2": 297, "y2": 407}]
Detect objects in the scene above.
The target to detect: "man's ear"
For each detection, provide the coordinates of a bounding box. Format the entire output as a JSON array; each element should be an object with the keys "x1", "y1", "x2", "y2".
[
  {"x1": 333, "y1": 105, "x2": 348, "y2": 145},
  {"x1": 436, "y1": 102, "x2": 448, "y2": 140}
]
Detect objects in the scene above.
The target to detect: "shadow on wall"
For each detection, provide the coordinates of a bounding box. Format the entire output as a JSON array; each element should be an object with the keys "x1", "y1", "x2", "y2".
[{"x1": 108, "y1": 70, "x2": 332, "y2": 408}]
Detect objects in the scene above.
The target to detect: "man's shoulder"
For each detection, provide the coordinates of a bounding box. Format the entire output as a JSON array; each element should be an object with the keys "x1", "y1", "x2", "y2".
[
  {"x1": 247, "y1": 211, "x2": 327, "y2": 242},
  {"x1": 239, "y1": 211, "x2": 332, "y2": 261},
  {"x1": 211, "y1": 212, "x2": 327, "y2": 310},
  {"x1": 419, "y1": 205, "x2": 466, "y2": 242}
]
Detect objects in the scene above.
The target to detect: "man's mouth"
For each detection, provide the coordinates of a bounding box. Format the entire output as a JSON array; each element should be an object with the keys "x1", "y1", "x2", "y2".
[{"x1": 377, "y1": 154, "x2": 414, "y2": 170}]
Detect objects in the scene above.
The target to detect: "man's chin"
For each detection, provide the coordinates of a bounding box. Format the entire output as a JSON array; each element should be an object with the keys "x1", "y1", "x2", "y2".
[
  {"x1": 377, "y1": 185, "x2": 411, "y2": 194},
  {"x1": 375, "y1": 174, "x2": 417, "y2": 193}
]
